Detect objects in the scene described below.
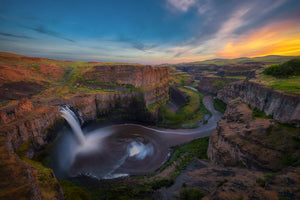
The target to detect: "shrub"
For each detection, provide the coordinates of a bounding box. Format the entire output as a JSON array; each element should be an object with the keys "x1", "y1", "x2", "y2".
[
  {"x1": 150, "y1": 179, "x2": 174, "y2": 190},
  {"x1": 263, "y1": 58, "x2": 300, "y2": 78},
  {"x1": 212, "y1": 80, "x2": 229, "y2": 89},
  {"x1": 213, "y1": 98, "x2": 227, "y2": 113},
  {"x1": 217, "y1": 179, "x2": 228, "y2": 187},
  {"x1": 180, "y1": 188, "x2": 206, "y2": 200}
]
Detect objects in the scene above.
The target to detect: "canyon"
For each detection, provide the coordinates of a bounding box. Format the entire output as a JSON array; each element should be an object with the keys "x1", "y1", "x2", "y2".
[
  {"x1": 0, "y1": 53, "x2": 171, "y2": 199},
  {"x1": 0, "y1": 53, "x2": 299, "y2": 200}
]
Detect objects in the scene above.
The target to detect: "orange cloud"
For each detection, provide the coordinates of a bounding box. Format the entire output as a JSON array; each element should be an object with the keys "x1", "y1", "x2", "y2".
[{"x1": 217, "y1": 21, "x2": 300, "y2": 58}]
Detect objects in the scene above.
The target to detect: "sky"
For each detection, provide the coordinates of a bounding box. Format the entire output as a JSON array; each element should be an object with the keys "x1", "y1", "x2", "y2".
[{"x1": 0, "y1": 0, "x2": 300, "y2": 64}]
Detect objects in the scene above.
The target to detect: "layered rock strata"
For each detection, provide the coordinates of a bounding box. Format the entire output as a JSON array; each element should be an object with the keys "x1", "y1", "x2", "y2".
[
  {"x1": 0, "y1": 64, "x2": 170, "y2": 200},
  {"x1": 197, "y1": 77, "x2": 240, "y2": 95},
  {"x1": 217, "y1": 80, "x2": 300, "y2": 126},
  {"x1": 169, "y1": 86, "x2": 188, "y2": 107},
  {"x1": 83, "y1": 65, "x2": 169, "y2": 88},
  {"x1": 207, "y1": 98, "x2": 300, "y2": 171}
]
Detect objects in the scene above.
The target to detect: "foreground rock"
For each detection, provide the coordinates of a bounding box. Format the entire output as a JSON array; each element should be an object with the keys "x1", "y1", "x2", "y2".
[
  {"x1": 155, "y1": 159, "x2": 300, "y2": 200},
  {"x1": 208, "y1": 98, "x2": 300, "y2": 171}
]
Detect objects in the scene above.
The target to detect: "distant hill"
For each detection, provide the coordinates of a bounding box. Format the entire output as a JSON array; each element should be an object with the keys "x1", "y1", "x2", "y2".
[{"x1": 169, "y1": 55, "x2": 300, "y2": 67}]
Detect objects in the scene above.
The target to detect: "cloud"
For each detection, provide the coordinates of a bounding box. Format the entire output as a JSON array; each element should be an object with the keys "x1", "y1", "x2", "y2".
[
  {"x1": 24, "y1": 25, "x2": 75, "y2": 42},
  {"x1": 169, "y1": 0, "x2": 290, "y2": 56},
  {"x1": 116, "y1": 36, "x2": 158, "y2": 51},
  {"x1": 167, "y1": 0, "x2": 196, "y2": 12},
  {"x1": 132, "y1": 42, "x2": 157, "y2": 51},
  {"x1": 196, "y1": 0, "x2": 212, "y2": 14},
  {"x1": 0, "y1": 32, "x2": 34, "y2": 39},
  {"x1": 216, "y1": 21, "x2": 300, "y2": 58}
]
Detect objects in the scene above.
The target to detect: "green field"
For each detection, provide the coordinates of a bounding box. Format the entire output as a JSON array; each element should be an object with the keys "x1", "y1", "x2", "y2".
[{"x1": 254, "y1": 75, "x2": 300, "y2": 95}]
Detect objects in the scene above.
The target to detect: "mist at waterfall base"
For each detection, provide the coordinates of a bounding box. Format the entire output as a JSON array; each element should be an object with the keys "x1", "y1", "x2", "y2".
[{"x1": 51, "y1": 107, "x2": 169, "y2": 179}]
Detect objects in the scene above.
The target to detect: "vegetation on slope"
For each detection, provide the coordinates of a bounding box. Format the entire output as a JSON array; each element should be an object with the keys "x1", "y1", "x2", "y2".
[
  {"x1": 253, "y1": 59, "x2": 300, "y2": 95},
  {"x1": 169, "y1": 66, "x2": 194, "y2": 85},
  {"x1": 159, "y1": 137, "x2": 209, "y2": 177},
  {"x1": 0, "y1": 52, "x2": 148, "y2": 106},
  {"x1": 213, "y1": 98, "x2": 227, "y2": 113},
  {"x1": 158, "y1": 86, "x2": 210, "y2": 128},
  {"x1": 263, "y1": 58, "x2": 300, "y2": 78}
]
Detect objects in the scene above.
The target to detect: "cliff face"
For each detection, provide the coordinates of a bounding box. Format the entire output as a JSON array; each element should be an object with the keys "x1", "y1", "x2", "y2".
[
  {"x1": 218, "y1": 80, "x2": 300, "y2": 126},
  {"x1": 169, "y1": 86, "x2": 188, "y2": 107},
  {"x1": 0, "y1": 99, "x2": 64, "y2": 200},
  {"x1": 1, "y1": 90, "x2": 169, "y2": 156},
  {"x1": 1, "y1": 99, "x2": 61, "y2": 156},
  {"x1": 0, "y1": 63, "x2": 170, "y2": 200},
  {"x1": 83, "y1": 65, "x2": 169, "y2": 88},
  {"x1": 207, "y1": 98, "x2": 300, "y2": 171},
  {"x1": 197, "y1": 77, "x2": 237, "y2": 95}
]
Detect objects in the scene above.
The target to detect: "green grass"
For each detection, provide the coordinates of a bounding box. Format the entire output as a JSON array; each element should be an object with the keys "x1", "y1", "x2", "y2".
[
  {"x1": 212, "y1": 80, "x2": 230, "y2": 89},
  {"x1": 254, "y1": 59, "x2": 300, "y2": 95},
  {"x1": 148, "y1": 96, "x2": 168, "y2": 113},
  {"x1": 170, "y1": 69, "x2": 193, "y2": 86},
  {"x1": 31, "y1": 64, "x2": 40, "y2": 71},
  {"x1": 58, "y1": 179, "x2": 92, "y2": 200},
  {"x1": 213, "y1": 98, "x2": 227, "y2": 113},
  {"x1": 217, "y1": 179, "x2": 228, "y2": 187},
  {"x1": 148, "y1": 178, "x2": 174, "y2": 190},
  {"x1": 71, "y1": 180, "x2": 153, "y2": 200},
  {"x1": 180, "y1": 187, "x2": 206, "y2": 200},
  {"x1": 158, "y1": 87, "x2": 210, "y2": 128},
  {"x1": 224, "y1": 75, "x2": 247, "y2": 80},
  {"x1": 263, "y1": 58, "x2": 300, "y2": 78},
  {"x1": 247, "y1": 105, "x2": 273, "y2": 119},
  {"x1": 159, "y1": 137, "x2": 209, "y2": 178},
  {"x1": 267, "y1": 77, "x2": 300, "y2": 95},
  {"x1": 256, "y1": 173, "x2": 276, "y2": 187}
]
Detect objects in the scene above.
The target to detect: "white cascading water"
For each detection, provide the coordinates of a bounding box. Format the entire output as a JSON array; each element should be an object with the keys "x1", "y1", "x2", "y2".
[{"x1": 60, "y1": 106, "x2": 86, "y2": 145}]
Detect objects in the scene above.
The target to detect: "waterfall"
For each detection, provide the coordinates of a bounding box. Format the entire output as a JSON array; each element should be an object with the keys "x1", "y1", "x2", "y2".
[{"x1": 60, "y1": 106, "x2": 86, "y2": 145}]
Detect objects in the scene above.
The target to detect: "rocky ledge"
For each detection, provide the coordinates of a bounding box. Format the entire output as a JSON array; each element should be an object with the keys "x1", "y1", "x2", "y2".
[
  {"x1": 217, "y1": 80, "x2": 300, "y2": 126},
  {"x1": 83, "y1": 65, "x2": 169, "y2": 88},
  {"x1": 207, "y1": 98, "x2": 300, "y2": 171}
]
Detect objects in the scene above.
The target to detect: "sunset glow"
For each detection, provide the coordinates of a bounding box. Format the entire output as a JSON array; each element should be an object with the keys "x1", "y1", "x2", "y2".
[
  {"x1": 218, "y1": 21, "x2": 300, "y2": 58},
  {"x1": 0, "y1": 0, "x2": 299, "y2": 64}
]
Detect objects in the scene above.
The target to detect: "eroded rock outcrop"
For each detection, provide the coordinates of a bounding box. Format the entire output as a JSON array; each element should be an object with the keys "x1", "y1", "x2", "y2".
[
  {"x1": 169, "y1": 86, "x2": 188, "y2": 107},
  {"x1": 208, "y1": 98, "x2": 300, "y2": 171},
  {"x1": 197, "y1": 77, "x2": 239, "y2": 95},
  {"x1": 83, "y1": 65, "x2": 169, "y2": 88},
  {"x1": 217, "y1": 80, "x2": 300, "y2": 126}
]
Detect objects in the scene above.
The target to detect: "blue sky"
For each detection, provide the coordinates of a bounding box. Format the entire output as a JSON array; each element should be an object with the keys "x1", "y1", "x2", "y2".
[{"x1": 0, "y1": 0, "x2": 300, "y2": 64}]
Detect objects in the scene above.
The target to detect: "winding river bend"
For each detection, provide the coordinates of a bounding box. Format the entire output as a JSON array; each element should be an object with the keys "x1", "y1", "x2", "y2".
[{"x1": 51, "y1": 95, "x2": 222, "y2": 179}]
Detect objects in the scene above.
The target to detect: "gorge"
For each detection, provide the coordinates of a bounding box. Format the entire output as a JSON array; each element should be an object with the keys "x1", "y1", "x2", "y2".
[{"x1": 0, "y1": 53, "x2": 299, "y2": 200}]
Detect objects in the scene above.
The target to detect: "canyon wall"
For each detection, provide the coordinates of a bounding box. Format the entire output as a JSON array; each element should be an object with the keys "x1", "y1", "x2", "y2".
[
  {"x1": 1, "y1": 64, "x2": 170, "y2": 154},
  {"x1": 207, "y1": 98, "x2": 299, "y2": 171},
  {"x1": 83, "y1": 65, "x2": 169, "y2": 88},
  {"x1": 0, "y1": 64, "x2": 170, "y2": 200},
  {"x1": 217, "y1": 80, "x2": 300, "y2": 126},
  {"x1": 0, "y1": 88, "x2": 168, "y2": 160},
  {"x1": 197, "y1": 77, "x2": 240, "y2": 95},
  {"x1": 169, "y1": 86, "x2": 188, "y2": 107},
  {"x1": 208, "y1": 77, "x2": 300, "y2": 170}
]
